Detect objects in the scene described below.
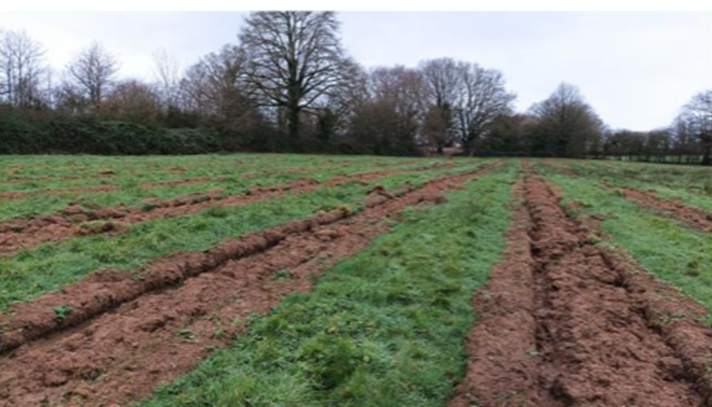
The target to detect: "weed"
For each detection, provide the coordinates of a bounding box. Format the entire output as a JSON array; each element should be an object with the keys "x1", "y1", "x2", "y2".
[{"x1": 53, "y1": 305, "x2": 73, "y2": 322}]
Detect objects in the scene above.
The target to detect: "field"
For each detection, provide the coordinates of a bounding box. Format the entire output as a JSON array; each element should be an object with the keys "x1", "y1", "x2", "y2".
[{"x1": 1, "y1": 155, "x2": 711, "y2": 406}]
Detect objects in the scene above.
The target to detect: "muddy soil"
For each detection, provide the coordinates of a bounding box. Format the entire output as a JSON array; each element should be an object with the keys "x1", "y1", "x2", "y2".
[
  {"x1": 0, "y1": 163, "x2": 455, "y2": 255},
  {"x1": 539, "y1": 160, "x2": 712, "y2": 233},
  {"x1": 618, "y1": 187, "x2": 712, "y2": 233},
  {"x1": 0, "y1": 164, "x2": 497, "y2": 406},
  {"x1": 450, "y1": 168, "x2": 711, "y2": 407}
]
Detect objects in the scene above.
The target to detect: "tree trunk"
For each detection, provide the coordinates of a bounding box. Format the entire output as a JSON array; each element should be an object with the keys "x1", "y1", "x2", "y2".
[
  {"x1": 287, "y1": 103, "x2": 300, "y2": 140},
  {"x1": 702, "y1": 144, "x2": 711, "y2": 166}
]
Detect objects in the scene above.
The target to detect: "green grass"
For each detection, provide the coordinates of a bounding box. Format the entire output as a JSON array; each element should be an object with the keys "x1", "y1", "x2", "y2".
[
  {"x1": 0, "y1": 161, "x2": 487, "y2": 310},
  {"x1": 538, "y1": 165, "x2": 712, "y2": 316},
  {"x1": 563, "y1": 160, "x2": 712, "y2": 213},
  {"x1": 0, "y1": 155, "x2": 446, "y2": 221},
  {"x1": 140, "y1": 164, "x2": 516, "y2": 407}
]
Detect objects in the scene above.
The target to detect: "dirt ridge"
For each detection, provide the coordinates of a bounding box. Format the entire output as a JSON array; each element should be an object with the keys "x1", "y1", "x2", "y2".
[
  {"x1": 0, "y1": 162, "x2": 497, "y2": 355},
  {"x1": 449, "y1": 166, "x2": 711, "y2": 407},
  {"x1": 0, "y1": 162, "x2": 497, "y2": 406},
  {"x1": 0, "y1": 163, "x2": 458, "y2": 256}
]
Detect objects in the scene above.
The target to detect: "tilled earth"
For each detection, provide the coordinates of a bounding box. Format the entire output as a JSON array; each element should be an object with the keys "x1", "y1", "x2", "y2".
[
  {"x1": 450, "y1": 169, "x2": 712, "y2": 407},
  {"x1": 0, "y1": 163, "x2": 496, "y2": 406}
]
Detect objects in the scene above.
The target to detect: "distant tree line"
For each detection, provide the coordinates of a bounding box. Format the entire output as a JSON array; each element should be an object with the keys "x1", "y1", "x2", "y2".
[{"x1": 1, "y1": 13, "x2": 710, "y2": 164}]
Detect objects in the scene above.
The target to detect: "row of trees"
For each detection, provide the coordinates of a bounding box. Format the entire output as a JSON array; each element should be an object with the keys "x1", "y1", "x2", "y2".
[{"x1": 1, "y1": 13, "x2": 710, "y2": 163}]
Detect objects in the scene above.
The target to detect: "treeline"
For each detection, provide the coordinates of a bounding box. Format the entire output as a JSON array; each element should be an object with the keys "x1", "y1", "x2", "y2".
[{"x1": 1, "y1": 12, "x2": 710, "y2": 164}]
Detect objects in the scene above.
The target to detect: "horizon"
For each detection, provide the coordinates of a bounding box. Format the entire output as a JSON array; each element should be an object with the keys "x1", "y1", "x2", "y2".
[{"x1": 2, "y1": 11, "x2": 711, "y2": 131}]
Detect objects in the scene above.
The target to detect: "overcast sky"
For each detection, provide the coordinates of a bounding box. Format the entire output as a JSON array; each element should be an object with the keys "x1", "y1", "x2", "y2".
[{"x1": 2, "y1": 12, "x2": 710, "y2": 130}]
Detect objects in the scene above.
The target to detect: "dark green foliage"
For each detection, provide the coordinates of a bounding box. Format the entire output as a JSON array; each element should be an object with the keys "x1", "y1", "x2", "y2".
[{"x1": 0, "y1": 111, "x2": 220, "y2": 155}]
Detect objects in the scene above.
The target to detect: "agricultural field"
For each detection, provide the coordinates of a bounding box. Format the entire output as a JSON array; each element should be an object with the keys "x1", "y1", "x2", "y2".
[{"x1": 0, "y1": 155, "x2": 711, "y2": 406}]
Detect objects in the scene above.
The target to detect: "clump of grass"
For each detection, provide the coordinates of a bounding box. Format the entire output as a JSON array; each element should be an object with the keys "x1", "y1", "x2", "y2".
[{"x1": 53, "y1": 305, "x2": 73, "y2": 322}]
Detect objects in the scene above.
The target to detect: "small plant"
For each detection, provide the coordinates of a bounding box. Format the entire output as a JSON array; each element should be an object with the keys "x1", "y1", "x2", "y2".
[
  {"x1": 53, "y1": 305, "x2": 73, "y2": 322},
  {"x1": 274, "y1": 269, "x2": 293, "y2": 280},
  {"x1": 141, "y1": 203, "x2": 160, "y2": 212},
  {"x1": 175, "y1": 328, "x2": 198, "y2": 342}
]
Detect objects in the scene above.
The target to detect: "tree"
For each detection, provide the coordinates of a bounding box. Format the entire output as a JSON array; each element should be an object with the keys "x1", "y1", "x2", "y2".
[
  {"x1": 454, "y1": 63, "x2": 515, "y2": 154},
  {"x1": 419, "y1": 58, "x2": 462, "y2": 153},
  {"x1": 102, "y1": 79, "x2": 162, "y2": 124},
  {"x1": 67, "y1": 42, "x2": 119, "y2": 111},
  {"x1": 239, "y1": 11, "x2": 348, "y2": 141},
  {"x1": 152, "y1": 48, "x2": 181, "y2": 111},
  {"x1": 530, "y1": 83, "x2": 603, "y2": 158},
  {"x1": 347, "y1": 66, "x2": 427, "y2": 155},
  {"x1": 0, "y1": 29, "x2": 48, "y2": 108},
  {"x1": 675, "y1": 90, "x2": 712, "y2": 165}
]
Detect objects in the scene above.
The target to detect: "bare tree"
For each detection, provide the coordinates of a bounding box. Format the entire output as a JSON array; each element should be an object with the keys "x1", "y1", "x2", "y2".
[
  {"x1": 675, "y1": 90, "x2": 712, "y2": 165},
  {"x1": 530, "y1": 83, "x2": 603, "y2": 158},
  {"x1": 0, "y1": 29, "x2": 48, "y2": 108},
  {"x1": 419, "y1": 58, "x2": 462, "y2": 153},
  {"x1": 454, "y1": 63, "x2": 515, "y2": 154},
  {"x1": 67, "y1": 42, "x2": 119, "y2": 111},
  {"x1": 239, "y1": 11, "x2": 348, "y2": 140},
  {"x1": 347, "y1": 66, "x2": 427, "y2": 155},
  {"x1": 152, "y1": 48, "x2": 181, "y2": 110},
  {"x1": 103, "y1": 79, "x2": 162, "y2": 124}
]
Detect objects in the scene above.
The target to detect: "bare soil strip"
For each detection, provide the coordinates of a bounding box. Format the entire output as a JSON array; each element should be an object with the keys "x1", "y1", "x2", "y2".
[
  {"x1": 618, "y1": 187, "x2": 712, "y2": 233},
  {"x1": 450, "y1": 168, "x2": 711, "y2": 407},
  {"x1": 0, "y1": 163, "x2": 456, "y2": 255},
  {"x1": 540, "y1": 160, "x2": 712, "y2": 233},
  {"x1": 0, "y1": 163, "x2": 496, "y2": 406}
]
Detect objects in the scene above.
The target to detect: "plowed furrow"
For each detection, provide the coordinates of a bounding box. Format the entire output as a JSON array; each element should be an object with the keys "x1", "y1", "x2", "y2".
[
  {"x1": 618, "y1": 187, "x2": 712, "y2": 233},
  {"x1": 0, "y1": 163, "x2": 497, "y2": 406},
  {"x1": 450, "y1": 165, "x2": 710, "y2": 407},
  {"x1": 0, "y1": 163, "x2": 457, "y2": 256}
]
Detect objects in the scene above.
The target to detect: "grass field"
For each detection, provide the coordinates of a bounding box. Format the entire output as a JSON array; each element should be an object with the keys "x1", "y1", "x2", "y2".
[{"x1": 1, "y1": 155, "x2": 711, "y2": 406}]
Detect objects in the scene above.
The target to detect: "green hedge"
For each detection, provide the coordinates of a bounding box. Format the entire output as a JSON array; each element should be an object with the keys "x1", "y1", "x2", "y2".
[{"x1": 0, "y1": 113, "x2": 220, "y2": 155}]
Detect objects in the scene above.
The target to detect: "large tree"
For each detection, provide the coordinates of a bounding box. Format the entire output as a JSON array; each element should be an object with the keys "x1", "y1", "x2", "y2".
[
  {"x1": 453, "y1": 63, "x2": 515, "y2": 154},
  {"x1": 530, "y1": 83, "x2": 603, "y2": 158},
  {"x1": 419, "y1": 58, "x2": 462, "y2": 153},
  {"x1": 239, "y1": 11, "x2": 348, "y2": 141},
  {"x1": 675, "y1": 90, "x2": 712, "y2": 165},
  {"x1": 0, "y1": 29, "x2": 48, "y2": 108},
  {"x1": 67, "y1": 42, "x2": 119, "y2": 111}
]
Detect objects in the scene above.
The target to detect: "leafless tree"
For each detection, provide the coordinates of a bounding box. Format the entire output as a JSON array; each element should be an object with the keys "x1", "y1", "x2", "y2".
[
  {"x1": 239, "y1": 11, "x2": 348, "y2": 140},
  {"x1": 152, "y1": 48, "x2": 181, "y2": 110},
  {"x1": 103, "y1": 79, "x2": 162, "y2": 124},
  {"x1": 67, "y1": 42, "x2": 119, "y2": 110},
  {"x1": 0, "y1": 29, "x2": 48, "y2": 108},
  {"x1": 454, "y1": 63, "x2": 515, "y2": 153},
  {"x1": 675, "y1": 90, "x2": 712, "y2": 165},
  {"x1": 419, "y1": 58, "x2": 462, "y2": 152},
  {"x1": 529, "y1": 83, "x2": 603, "y2": 157}
]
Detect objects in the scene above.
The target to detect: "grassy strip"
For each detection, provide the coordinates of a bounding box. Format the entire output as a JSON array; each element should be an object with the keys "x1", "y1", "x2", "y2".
[
  {"x1": 540, "y1": 167, "x2": 712, "y2": 315},
  {"x1": 140, "y1": 163, "x2": 515, "y2": 407},
  {"x1": 0, "y1": 154, "x2": 418, "y2": 187},
  {"x1": 1, "y1": 157, "x2": 443, "y2": 221},
  {"x1": 0, "y1": 162, "x2": 485, "y2": 310},
  {"x1": 566, "y1": 160, "x2": 712, "y2": 213}
]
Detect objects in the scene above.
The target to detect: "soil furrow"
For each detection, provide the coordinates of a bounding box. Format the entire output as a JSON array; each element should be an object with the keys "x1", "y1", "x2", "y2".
[
  {"x1": 539, "y1": 160, "x2": 712, "y2": 233},
  {"x1": 0, "y1": 162, "x2": 496, "y2": 356},
  {"x1": 450, "y1": 166, "x2": 710, "y2": 407},
  {"x1": 617, "y1": 187, "x2": 712, "y2": 233},
  {"x1": 0, "y1": 163, "x2": 457, "y2": 256},
  {"x1": 0, "y1": 163, "x2": 496, "y2": 406}
]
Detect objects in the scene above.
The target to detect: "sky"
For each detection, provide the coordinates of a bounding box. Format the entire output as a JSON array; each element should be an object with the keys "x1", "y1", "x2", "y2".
[{"x1": 1, "y1": 12, "x2": 710, "y2": 131}]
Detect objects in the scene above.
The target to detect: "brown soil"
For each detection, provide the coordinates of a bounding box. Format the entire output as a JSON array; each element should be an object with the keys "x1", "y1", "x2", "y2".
[
  {"x1": 618, "y1": 187, "x2": 712, "y2": 233},
  {"x1": 0, "y1": 163, "x2": 497, "y2": 406},
  {"x1": 0, "y1": 163, "x2": 456, "y2": 256},
  {"x1": 449, "y1": 166, "x2": 711, "y2": 407},
  {"x1": 539, "y1": 160, "x2": 712, "y2": 233},
  {"x1": 0, "y1": 185, "x2": 118, "y2": 201}
]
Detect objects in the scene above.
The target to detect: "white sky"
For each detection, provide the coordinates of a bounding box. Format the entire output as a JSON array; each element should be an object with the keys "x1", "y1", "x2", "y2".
[{"x1": 1, "y1": 12, "x2": 710, "y2": 131}]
